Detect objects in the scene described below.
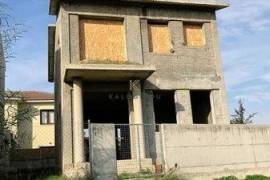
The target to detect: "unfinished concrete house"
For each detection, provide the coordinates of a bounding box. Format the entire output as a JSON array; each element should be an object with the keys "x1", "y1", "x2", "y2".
[{"x1": 48, "y1": 0, "x2": 270, "y2": 179}]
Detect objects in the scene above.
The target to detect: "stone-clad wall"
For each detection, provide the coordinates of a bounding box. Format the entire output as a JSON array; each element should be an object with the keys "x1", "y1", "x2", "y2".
[{"x1": 161, "y1": 124, "x2": 270, "y2": 177}]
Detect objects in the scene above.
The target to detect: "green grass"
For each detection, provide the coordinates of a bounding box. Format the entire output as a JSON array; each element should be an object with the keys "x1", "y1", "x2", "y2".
[
  {"x1": 37, "y1": 174, "x2": 92, "y2": 180},
  {"x1": 117, "y1": 169, "x2": 187, "y2": 180},
  {"x1": 215, "y1": 175, "x2": 270, "y2": 180},
  {"x1": 215, "y1": 176, "x2": 239, "y2": 180},
  {"x1": 117, "y1": 169, "x2": 154, "y2": 180},
  {"x1": 245, "y1": 175, "x2": 270, "y2": 180},
  {"x1": 162, "y1": 173, "x2": 184, "y2": 180},
  {"x1": 41, "y1": 175, "x2": 66, "y2": 180}
]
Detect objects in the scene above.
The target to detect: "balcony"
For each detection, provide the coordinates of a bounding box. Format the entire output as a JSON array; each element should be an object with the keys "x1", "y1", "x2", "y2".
[{"x1": 64, "y1": 63, "x2": 156, "y2": 82}]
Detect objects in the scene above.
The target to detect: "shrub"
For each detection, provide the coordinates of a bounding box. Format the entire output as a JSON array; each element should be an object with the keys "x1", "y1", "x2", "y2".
[{"x1": 245, "y1": 175, "x2": 270, "y2": 180}]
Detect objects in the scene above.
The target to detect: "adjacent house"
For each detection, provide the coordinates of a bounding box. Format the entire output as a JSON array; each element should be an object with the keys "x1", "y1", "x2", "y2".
[
  {"x1": 48, "y1": 0, "x2": 230, "y2": 175},
  {"x1": 5, "y1": 91, "x2": 55, "y2": 149}
]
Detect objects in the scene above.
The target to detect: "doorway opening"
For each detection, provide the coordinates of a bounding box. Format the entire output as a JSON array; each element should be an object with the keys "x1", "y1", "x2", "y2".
[
  {"x1": 190, "y1": 90, "x2": 211, "y2": 124},
  {"x1": 153, "y1": 91, "x2": 177, "y2": 124},
  {"x1": 83, "y1": 90, "x2": 131, "y2": 160}
]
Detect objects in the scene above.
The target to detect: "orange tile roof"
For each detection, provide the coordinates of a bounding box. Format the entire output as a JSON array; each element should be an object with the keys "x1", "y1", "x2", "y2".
[
  {"x1": 6, "y1": 91, "x2": 54, "y2": 101},
  {"x1": 20, "y1": 91, "x2": 54, "y2": 100}
]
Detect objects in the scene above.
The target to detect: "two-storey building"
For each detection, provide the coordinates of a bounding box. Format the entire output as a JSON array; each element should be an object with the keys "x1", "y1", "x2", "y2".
[{"x1": 48, "y1": 0, "x2": 229, "y2": 175}]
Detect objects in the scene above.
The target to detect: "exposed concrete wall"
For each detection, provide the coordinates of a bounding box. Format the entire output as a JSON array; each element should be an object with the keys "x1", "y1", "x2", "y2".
[
  {"x1": 161, "y1": 124, "x2": 270, "y2": 176},
  {"x1": 57, "y1": 7, "x2": 74, "y2": 173},
  {"x1": 54, "y1": 13, "x2": 62, "y2": 171},
  {"x1": 53, "y1": 1, "x2": 230, "y2": 175}
]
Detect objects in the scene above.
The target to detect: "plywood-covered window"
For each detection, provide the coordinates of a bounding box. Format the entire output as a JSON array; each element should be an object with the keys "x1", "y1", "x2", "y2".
[
  {"x1": 184, "y1": 24, "x2": 205, "y2": 47},
  {"x1": 80, "y1": 19, "x2": 126, "y2": 62},
  {"x1": 148, "y1": 23, "x2": 171, "y2": 54}
]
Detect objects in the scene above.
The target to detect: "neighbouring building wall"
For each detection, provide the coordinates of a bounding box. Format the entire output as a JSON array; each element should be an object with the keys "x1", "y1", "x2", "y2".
[
  {"x1": 31, "y1": 102, "x2": 55, "y2": 149},
  {"x1": 161, "y1": 124, "x2": 270, "y2": 176},
  {"x1": 5, "y1": 100, "x2": 19, "y2": 135},
  {"x1": 5, "y1": 100, "x2": 55, "y2": 149}
]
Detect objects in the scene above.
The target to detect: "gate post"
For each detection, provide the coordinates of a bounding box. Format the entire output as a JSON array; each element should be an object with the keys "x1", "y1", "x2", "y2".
[{"x1": 90, "y1": 124, "x2": 117, "y2": 179}]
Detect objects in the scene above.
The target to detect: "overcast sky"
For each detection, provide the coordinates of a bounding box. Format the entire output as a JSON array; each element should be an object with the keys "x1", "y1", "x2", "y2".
[{"x1": 4, "y1": 0, "x2": 270, "y2": 124}]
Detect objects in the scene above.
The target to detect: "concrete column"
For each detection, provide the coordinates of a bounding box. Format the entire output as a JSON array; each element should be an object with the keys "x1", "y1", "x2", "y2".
[
  {"x1": 131, "y1": 80, "x2": 145, "y2": 159},
  {"x1": 142, "y1": 90, "x2": 156, "y2": 159},
  {"x1": 174, "y1": 90, "x2": 193, "y2": 124},
  {"x1": 128, "y1": 95, "x2": 137, "y2": 159},
  {"x1": 72, "y1": 79, "x2": 85, "y2": 163},
  {"x1": 210, "y1": 90, "x2": 229, "y2": 124},
  {"x1": 142, "y1": 90, "x2": 155, "y2": 125}
]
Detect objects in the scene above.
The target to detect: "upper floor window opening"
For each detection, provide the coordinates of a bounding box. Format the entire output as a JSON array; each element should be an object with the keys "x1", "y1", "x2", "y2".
[
  {"x1": 79, "y1": 18, "x2": 127, "y2": 62},
  {"x1": 183, "y1": 23, "x2": 205, "y2": 48},
  {"x1": 148, "y1": 21, "x2": 172, "y2": 54}
]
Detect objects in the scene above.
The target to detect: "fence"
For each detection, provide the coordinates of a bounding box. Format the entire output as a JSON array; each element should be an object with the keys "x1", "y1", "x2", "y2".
[
  {"x1": 88, "y1": 123, "x2": 166, "y2": 179},
  {"x1": 0, "y1": 132, "x2": 56, "y2": 179}
]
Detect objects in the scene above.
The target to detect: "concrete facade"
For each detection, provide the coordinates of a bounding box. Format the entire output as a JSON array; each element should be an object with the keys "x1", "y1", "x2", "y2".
[{"x1": 48, "y1": 0, "x2": 230, "y2": 175}]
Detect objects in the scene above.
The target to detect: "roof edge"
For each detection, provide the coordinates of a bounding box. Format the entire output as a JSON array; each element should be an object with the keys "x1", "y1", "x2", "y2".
[{"x1": 49, "y1": 0, "x2": 229, "y2": 15}]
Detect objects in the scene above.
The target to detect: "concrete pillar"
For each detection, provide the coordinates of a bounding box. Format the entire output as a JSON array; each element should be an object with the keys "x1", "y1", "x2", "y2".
[
  {"x1": 174, "y1": 90, "x2": 193, "y2": 124},
  {"x1": 72, "y1": 79, "x2": 85, "y2": 163},
  {"x1": 210, "y1": 90, "x2": 229, "y2": 124},
  {"x1": 131, "y1": 80, "x2": 145, "y2": 159},
  {"x1": 128, "y1": 95, "x2": 137, "y2": 159},
  {"x1": 142, "y1": 90, "x2": 156, "y2": 159},
  {"x1": 142, "y1": 90, "x2": 155, "y2": 125}
]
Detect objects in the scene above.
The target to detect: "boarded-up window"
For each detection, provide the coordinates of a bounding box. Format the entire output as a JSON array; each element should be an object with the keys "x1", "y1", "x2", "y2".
[
  {"x1": 80, "y1": 19, "x2": 126, "y2": 62},
  {"x1": 148, "y1": 23, "x2": 171, "y2": 54},
  {"x1": 184, "y1": 24, "x2": 205, "y2": 47}
]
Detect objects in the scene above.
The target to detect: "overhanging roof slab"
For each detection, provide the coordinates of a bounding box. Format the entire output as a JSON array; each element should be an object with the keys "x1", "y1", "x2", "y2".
[
  {"x1": 64, "y1": 64, "x2": 156, "y2": 82},
  {"x1": 49, "y1": 0, "x2": 229, "y2": 15}
]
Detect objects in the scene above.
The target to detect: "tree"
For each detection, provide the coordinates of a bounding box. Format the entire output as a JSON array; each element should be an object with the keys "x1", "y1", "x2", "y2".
[
  {"x1": 230, "y1": 99, "x2": 256, "y2": 124},
  {"x1": 0, "y1": 2, "x2": 24, "y2": 59},
  {"x1": 0, "y1": 2, "x2": 25, "y2": 167}
]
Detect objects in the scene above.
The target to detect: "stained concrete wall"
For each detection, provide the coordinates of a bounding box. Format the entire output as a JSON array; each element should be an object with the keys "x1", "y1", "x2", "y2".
[
  {"x1": 161, "y1": 124, "x2": 270, "y2": 176},
  {"x1": 62, "y1": 2, "x2": 225, "y2": 90},
  {"x1": 90, "y1": 124, "x2": 117, "y2": 180}
]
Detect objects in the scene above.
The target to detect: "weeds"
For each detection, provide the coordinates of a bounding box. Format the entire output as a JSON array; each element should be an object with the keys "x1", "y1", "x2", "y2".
[
  {"x1": 215, "y1": 175, "x2": 270, "y2": 180},
  {"x1": 245, "y1": 175, "x2": 270, "y2": 180},
  {"x1": 215, "y1": 176, "x2": 239, "y2": 180}
]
